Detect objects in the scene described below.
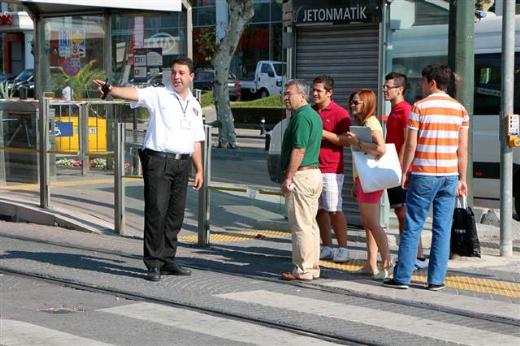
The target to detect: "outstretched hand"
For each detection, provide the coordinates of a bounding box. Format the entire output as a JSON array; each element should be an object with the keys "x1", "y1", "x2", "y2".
[{"x1": 92, "y1": 79, "x2": 110, "y2": 98}]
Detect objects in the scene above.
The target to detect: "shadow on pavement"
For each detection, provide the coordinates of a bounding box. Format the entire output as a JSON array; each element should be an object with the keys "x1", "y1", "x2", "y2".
[{"x1": 0, "y1": 250, "x2": 145, "y2": 279}]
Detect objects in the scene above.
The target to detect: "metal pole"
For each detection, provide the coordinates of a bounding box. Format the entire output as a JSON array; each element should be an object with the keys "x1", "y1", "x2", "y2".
[
  {"x1": 500, "y1": 0, "x2": 514, "y2": 257},
  {"x1": 183, "y1": 0, "x2": 193, "y2": 58},
  {"x1": 198, "y1": 125, "x2": 211, "y2": 247},
  {"x1": 286, "y1": 25, "x2": 293, "y2": 80},
  {"x1": 80, "y1": 103, "x2": 89, "y2": 176},
  {"x1": 448, "y1": 0, "x2": 475, "y2": 206},
  {"x1": 0, "y1": 108, "x2": 6, "y2": 185},
  {"x1": 114, "y1": 104, "x2": 125, "y2": 235},
  {"x1": 379, "y1": 0, "x2": 390, "y2": 229},
  {"x1": 39, "y1": 97, "x2": 50, "y2": 208}
]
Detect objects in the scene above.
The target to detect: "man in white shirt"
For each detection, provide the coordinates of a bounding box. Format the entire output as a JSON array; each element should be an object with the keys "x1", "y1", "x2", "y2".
[{"x1": 93, "y1": 57, "x2": 205, "y2": 282}]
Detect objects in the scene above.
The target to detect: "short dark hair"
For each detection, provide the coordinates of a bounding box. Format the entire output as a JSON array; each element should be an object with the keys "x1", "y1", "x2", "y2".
[
  {"x1": 385, "y1": 72, "x2": 407, "y2": 93},
  {"x1": 313, "y1": 76, "x2": 334, "y2": 92},
  {"x1": 421, "y1": 64, "x2": 452, "y2": 91},
  {"x1": 172, "y1": 56, "x2": 194, "y2": 74}
]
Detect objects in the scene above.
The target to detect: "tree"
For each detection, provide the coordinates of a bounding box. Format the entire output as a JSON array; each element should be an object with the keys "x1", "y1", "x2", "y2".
[{"x1": 212, "y1": 0, "x2": 254, "y2": 148}]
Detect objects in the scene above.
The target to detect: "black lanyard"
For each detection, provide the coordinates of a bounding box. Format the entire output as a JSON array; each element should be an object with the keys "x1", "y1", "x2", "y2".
[{"x1": 174, "y1": 94, "x2": 190, "y2": 118}]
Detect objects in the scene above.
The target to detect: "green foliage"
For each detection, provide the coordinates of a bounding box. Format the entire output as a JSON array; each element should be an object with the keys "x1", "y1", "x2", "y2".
[
  {"x1": 231, "y1": 95, "x2": 284, "y2": 108},
  {"x1": 199, "y1": 92, "x2": 284, "y2": 109},
  {"x1": 194, "y1": 27, "x2": 217, "y2": 65},
  {"x1": 0, "y1": 80, "x2": 15, "y2": 99},
  {"x1": 53, "y1": 60, "x2": 105, "y2": 100},
  {"x1": 200, "y1": 91, "x2": 215, "y2": 108}
]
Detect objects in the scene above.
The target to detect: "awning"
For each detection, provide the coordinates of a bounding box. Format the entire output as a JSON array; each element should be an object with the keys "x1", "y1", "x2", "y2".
[
  {"x1": 0, "y1": 12, "x2": 33, "y2": 32},
  {"x1": 6, "y1": 0, "x2": 183, "y2": 14}
]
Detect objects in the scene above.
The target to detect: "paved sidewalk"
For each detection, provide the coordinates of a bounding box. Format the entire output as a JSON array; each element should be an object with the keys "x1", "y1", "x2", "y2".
[
  {"x1": 1, "y1": 204, "x2": 519, "y2": 305},
  {"x1": 1, "y1": 219, "x2": 519, "y2": 341}
]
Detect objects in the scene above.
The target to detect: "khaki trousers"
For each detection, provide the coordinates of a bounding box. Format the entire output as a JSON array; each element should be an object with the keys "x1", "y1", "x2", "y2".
[{"x1": 286, "y1": 169, "x2": 323, "y2": 280}]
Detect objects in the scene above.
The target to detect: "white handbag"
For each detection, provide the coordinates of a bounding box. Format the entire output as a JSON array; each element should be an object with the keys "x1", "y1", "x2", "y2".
[{"x1": 352, "y1": 143, "x2": 402, "y2": 193}]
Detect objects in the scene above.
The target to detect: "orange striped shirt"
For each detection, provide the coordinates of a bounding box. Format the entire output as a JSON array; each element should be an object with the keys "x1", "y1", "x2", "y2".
[{"x1": 408, "y1": 92, "x2": 469, "y2": 176}]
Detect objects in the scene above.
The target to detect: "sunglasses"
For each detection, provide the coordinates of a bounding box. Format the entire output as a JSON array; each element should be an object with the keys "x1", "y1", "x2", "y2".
[
  {"x1": 350, "y1": 100, "x2": 363, "y2": 105},
  {"x1": 382, "y1": 85, "x2": 401, "y2": 90}
]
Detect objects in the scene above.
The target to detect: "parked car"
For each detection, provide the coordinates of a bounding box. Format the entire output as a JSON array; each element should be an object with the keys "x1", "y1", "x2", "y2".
[
  {"x1": 193, "y1": 69, "x2": 240, "y2": 101},
  {"x1": 10, "y1": 68, "x2": 34, "y2": 85},
  {"x1": 9, "y1": 69, "x2": 34, "y2": 97},
  {"x1": 240, "y1": 60, "x2": 285, "y2": 99}
]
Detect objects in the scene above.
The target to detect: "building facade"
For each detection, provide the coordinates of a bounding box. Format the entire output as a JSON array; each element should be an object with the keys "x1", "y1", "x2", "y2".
[
  {"x1": 192, "y1": 0, "x2": 284, "y2": 79},
  {"x1": 0, "y1": 2, "x2": 33, "y2": 79}
]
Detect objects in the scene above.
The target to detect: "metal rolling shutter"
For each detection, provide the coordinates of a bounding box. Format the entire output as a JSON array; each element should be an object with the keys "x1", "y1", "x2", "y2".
[{"x1": 295, "y1": 24, "x2": 379, "y2": 226}]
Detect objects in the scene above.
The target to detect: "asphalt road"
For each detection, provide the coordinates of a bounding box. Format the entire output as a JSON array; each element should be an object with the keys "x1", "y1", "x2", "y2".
[
  {"x1": 2, "y1": 273, "x2": 340, "y2": 346},
  {"x1": 1, "y1": 223, "x2": 519, "y2": 346}
]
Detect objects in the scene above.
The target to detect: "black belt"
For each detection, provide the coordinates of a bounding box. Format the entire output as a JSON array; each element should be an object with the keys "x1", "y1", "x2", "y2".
[{"x1": 143, "y1": 149, "x2": 191, "y2": 160}]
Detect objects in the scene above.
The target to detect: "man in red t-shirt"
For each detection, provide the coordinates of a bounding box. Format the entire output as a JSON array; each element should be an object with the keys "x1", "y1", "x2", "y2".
[
  {"x1": 384, "y1": 72, "x2": 426, "y2": 269},
  {"x1": 312, "y1": 76, "x2": 351, "y2": 262}
]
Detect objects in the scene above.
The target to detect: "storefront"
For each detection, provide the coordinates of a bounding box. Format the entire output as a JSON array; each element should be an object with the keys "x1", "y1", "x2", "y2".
[
  {"x1": 0, "y1": 9, "x2": 34, "y2": 78},
  {"x1": 283, "y1": 0, "x2": 383, "y2": 225}
]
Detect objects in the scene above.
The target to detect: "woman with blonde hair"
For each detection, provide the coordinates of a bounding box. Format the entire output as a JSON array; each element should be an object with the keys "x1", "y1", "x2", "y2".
[{"x1": 323, "y1": 89, "x2": 392, "y2": 279}]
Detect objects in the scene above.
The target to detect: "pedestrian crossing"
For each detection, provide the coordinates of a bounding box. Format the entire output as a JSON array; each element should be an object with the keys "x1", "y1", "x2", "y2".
[
  {"x1": 100, "y1": 302, "x2": 336, "y2": 345},
  {"x1": 217, "y1": 290, "x2": 520, "y2": 346},
  {"x1": 4, "y1": 290, "x2": 520, "y2": 346},
  {"x1": 2, "y1": 320, "x2": 114, "y2": 346}
]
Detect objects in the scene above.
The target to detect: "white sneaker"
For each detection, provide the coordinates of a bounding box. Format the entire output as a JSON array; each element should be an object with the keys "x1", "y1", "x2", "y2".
[
  {"x1": 415, "y1": 258, "x2": 429, "y2": 270},
  {"x1": 333, "y1": 247, "x2": 349, "y2": 262},
  {"x1": 319, "y1": 246, "x2": 335, "y2": 260},
  {"x1": 374, "y1": 264, "x2": 394, "y2": 280}
]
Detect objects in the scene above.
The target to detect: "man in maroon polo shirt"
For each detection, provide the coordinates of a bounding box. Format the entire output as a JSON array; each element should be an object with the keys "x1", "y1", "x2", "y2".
[
  {"x1": 384, "y1": 72, "x2": 427, "y2": 269},
  {"x1": 312, "y1": 76, "x2": 351, "y2": 262}
]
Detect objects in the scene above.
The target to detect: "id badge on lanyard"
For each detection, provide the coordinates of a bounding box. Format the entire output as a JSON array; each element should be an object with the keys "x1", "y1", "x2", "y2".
[{"x1": 180, "y1": 118, "x2": 191, "y2": 129}]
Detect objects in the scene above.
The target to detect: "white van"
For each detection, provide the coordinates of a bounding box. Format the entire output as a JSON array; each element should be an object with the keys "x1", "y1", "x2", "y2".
[
  {"x1": 268, "y1": 15, "x2": 520, "y2": 216},
  {"x1": 240, "y1": 60, "x2": 286, "y2": 99}
]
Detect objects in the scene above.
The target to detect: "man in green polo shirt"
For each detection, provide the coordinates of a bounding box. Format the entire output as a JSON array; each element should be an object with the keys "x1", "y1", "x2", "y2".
[{"x1": 280, "y1": 79, "x2": 323, "y2": 282}]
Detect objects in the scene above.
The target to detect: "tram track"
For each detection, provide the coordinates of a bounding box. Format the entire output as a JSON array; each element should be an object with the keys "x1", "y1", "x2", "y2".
[
  {"x1": 0, "y1": 267, "x2": 370, "y2": 346},
  {"x1": 1, "y1": 231, "x2": 519, "y2": 337}
]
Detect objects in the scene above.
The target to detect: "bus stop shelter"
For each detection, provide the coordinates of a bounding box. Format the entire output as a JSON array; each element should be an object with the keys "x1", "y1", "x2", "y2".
[{"x1": 0, "y1": 0, "x2": 199, "y2": 236}]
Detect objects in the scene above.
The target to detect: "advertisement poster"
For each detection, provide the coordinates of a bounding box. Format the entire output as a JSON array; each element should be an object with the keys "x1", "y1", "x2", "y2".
[
  {"x1": 58, "y1": 30, "x2": 70, "y2": 57},
  {"x1": 61, "y1": 28, "x2": 86, "y2": 76},
  {"x1": 70, "y1": 28, "x2": 86, "y2": 58},
  {"x1": 132, "y1": 48, "x2": 163, "y2": 83}
]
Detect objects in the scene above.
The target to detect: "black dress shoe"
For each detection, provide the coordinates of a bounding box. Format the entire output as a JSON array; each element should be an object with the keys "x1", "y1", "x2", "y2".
[
  {"x1": 146, "y1": 267, "x2": 161, "y2": 281},
  {"x1": 161, "y1": 264, "x2": 191, "y2": 276}
]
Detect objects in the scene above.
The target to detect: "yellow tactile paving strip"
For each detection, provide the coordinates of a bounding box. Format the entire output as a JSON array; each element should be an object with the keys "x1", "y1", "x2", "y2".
[
  {"x1": 179, "y1": 230, "x2": 290, "y2": 243},
  {"x1": 180, "y1": 230, "x2": 520, "y2": 299},
  {"x1": 0, "y1": 178, "x2": 114, "y2": 191}
]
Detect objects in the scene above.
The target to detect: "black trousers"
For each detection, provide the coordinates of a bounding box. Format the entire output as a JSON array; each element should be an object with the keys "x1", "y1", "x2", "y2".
[{"x1": 140, "y1": 150, "x2": 190, "y2": 269}]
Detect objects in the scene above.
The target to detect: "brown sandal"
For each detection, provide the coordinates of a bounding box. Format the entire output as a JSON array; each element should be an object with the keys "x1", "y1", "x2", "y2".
[{"x1": 280, "y1": 272, "x2": 313, "y2": 282}]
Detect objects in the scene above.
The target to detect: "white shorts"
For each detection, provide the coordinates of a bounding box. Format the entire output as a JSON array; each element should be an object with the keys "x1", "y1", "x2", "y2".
[{"x1": 318, "y1": 173, "x2": 344, "y2": 212}]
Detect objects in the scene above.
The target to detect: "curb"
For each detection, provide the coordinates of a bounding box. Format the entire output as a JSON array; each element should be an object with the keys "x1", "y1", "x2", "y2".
[{"x1": 0, "y1": 197, "x2": 112, "y2": 234}]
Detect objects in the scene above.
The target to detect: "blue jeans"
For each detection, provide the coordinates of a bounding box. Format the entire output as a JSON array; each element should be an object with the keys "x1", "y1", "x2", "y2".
[{"x1": 394, "y1": 175, "x2": 458, "y2": 285}]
